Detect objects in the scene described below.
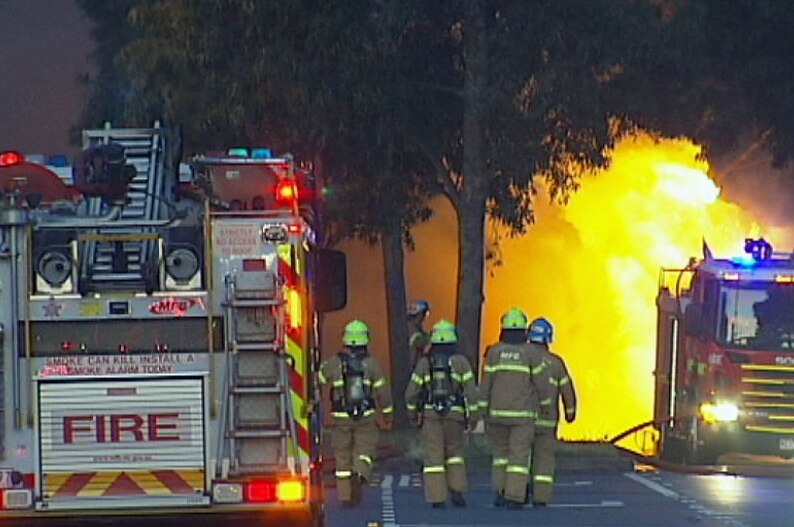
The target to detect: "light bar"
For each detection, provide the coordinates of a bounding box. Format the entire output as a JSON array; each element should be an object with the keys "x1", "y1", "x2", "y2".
[
  {"x1": 227, "y1": 148, "x2": 249, "y2": 157},
  {"x1": 251, "y1": 148, "x2": 272, "y2": 159},
  {"x1": 731, "y1": 255, "x2": 756, "y2": 267}
]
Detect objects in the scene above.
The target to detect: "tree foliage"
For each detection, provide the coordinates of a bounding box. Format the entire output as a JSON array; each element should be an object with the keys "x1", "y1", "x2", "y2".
[{"x1": 76, "y1": 0, "x2": 794, "y2": 374}]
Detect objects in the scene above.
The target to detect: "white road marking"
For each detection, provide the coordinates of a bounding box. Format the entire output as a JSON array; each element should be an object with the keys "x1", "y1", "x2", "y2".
[
  {"x1": 554, "y1": 480, "x2": 594, "y2": 487},
  {"x1": 624, "y1": 473, "x2": 751, "y2": 527},
  {"x1": 548, "y1": 500, "x2": 624, "y2": 508},
  {"x1": 624, "y1": 472, "x2": 680, "y2": 500},
  {"x1": 398, "y1": 524, "x2": 659, "y2": 527},
  {"x1": 380, "y1": 474, "x2": 397, "y2": 527},
  {"x1": 399, "y1": 474, "x2": 411, "y2": 487}
]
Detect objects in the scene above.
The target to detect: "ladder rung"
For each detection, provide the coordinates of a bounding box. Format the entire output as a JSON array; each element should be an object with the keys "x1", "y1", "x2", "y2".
[
  {"x1": 228, "y1": 429, "x2": 287, "y2": 439},
  {"x1": 234, "y1": 342, "x2": 279, "y2": 352},
  {"x1": 231, "y1": 386, "x2": 282, "y2": 394},
  {"x1": 225, "y1": 299, "x2": 282, "y2": 308}
]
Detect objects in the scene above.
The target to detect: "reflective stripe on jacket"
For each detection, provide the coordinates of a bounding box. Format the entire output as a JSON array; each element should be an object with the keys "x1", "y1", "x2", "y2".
[
  {"x1": 318, "y1": 351, "x2": 393, "y2": 422},
  {"x1": 479, "y1": 342, "x2": 551, "y2": 425},
  {"x1": 535, "y1": 346, "x2": 576, "y2": 429}
]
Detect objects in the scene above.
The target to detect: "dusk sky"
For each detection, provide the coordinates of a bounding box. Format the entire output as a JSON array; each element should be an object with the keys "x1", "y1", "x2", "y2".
[{"x1": 0, "y1": 0, "x2": 94, "y2": 155}]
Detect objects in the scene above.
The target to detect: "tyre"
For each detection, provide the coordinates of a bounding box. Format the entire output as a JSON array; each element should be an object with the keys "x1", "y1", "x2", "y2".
[
  {"x1": 684, "y1": 417, "x2": 722, "y2": 465},
  {"x1": 659, "y1": 431, "x2": 685, "y2": 463}
]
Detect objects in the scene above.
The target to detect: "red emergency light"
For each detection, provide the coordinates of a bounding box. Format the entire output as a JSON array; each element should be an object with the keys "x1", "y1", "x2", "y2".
[
  {"x1": 245, "y1": 479, "x2": 305, "y2": 503},
  {"x1": 246, "y1": 480, "x2": 278, "y2": 503},
  {"x1": 275, "y1": 179, "x2": 299, "y2": 207},
  {"x1": 0, "y1": 151, "x2": 24, "y2": 167}
]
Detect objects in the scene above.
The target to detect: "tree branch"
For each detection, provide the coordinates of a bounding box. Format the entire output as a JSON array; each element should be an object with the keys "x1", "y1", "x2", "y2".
[{"x1": 417, "y1": 141, "x2": 461, "y2": 206}]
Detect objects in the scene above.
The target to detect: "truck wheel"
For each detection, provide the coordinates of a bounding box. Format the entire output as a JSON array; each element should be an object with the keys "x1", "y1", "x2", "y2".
[
  {"x1": 684, "y1": 418, "x2": 720, "y2": 465},
  {"x1": 659, "y1": 432, "x2": 685, "y2": 463}
]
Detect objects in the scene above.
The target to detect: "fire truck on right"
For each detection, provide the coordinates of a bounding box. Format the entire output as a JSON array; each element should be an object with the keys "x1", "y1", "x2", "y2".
[{"x1": 655, "y1": 238, "x2": 794, "y2": 464}]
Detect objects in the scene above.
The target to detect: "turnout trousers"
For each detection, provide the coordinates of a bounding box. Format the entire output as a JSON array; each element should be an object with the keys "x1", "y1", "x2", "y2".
[
  {"x1": 421, "y1": 417, "x2": 467, "y2": 504},
  {"x1": 531, "y1": 428, "x2": 557, "y2": 503},
  {"x1": 331, "y1": 418, "x2": 379, "y2": 501},
  {"x1": 487, "y1": 421, "x2": 533, "y2": 503}
]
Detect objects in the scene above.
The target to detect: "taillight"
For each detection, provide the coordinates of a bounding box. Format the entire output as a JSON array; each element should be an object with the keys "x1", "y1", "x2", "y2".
[
  {"x1": 277, "y1": 480, "x2": 305, "y2": 502},
  {"x1": 0, "y1": 151, "x2": 24, "y2": 167},
  {"x1": 246, "y1": 480, "x2": 277, "y2": 503},
  {"x1": 245, "y1": 479, "x2": 305, "y2": 503},
  {"x1": 1, "y1": 489, "x2": 33, "y2": 510},
  {"x1": 275, "y1": 180, "x2": 299, "y2": 207}
]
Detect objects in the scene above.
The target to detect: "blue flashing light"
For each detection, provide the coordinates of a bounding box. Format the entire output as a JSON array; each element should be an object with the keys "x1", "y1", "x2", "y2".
[
  {"x1": 744, "y1": 238, "x2": 773, "y2": 261},
  {"x1": 227, "y1": 148, "x2": 249, "y2": 157},
  {"x1": 251, "y1": 148, "x2": 272, "y2": 159},
  {"x1": 47, "y1": 155, "x2": 69, "y2": 167},
  {"x1": 731, "y1": 255, "x2": 757, "y2": 267}
]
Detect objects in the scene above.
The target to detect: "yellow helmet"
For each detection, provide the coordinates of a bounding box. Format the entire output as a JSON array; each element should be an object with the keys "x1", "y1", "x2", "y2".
[
  {"x1": 343, "y1": 320, "x2": 370, "y2": 346},
  {"x1": 500, "y1": 308, "x2": 529, "y2": 330}
]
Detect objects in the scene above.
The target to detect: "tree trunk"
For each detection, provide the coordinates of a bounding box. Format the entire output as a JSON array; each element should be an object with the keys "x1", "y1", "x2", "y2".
[
  {"x1": 457, "y1": 0, "x2": 489, "y2": 374},
  {"x1": 382, "y1": 219, "x2": 411, "y2": 428},
  {"x1": 455, "y1": 197, "x2": 487, "y2": 376}
]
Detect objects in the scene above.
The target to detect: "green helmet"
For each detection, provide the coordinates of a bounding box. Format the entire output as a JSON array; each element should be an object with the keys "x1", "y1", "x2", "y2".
[
  {"x1": 343, "y1": 320, "x2": 370, "y2": 346},
  {"x1": 430, "y1": 319, "x2": 457, "y2": 344},
  {"x1": 500, "y1": 308, "x2": 529, "y2": 330}
]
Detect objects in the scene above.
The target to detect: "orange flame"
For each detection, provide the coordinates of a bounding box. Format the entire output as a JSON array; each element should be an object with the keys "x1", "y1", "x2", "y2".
[
  {"x1": 482, "y1": 132, "x2": 779, "y2": 442},
  {"x1": 327, "y1": 131, "x2": 791, "y2": 449}
]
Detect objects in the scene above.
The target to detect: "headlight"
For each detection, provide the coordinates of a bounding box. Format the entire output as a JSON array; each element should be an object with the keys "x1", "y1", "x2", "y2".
[{"x1": 700, "y1": 402, "x2": 740, "y2": 424}]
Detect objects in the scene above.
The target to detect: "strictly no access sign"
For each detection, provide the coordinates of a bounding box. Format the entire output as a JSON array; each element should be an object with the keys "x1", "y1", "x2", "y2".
[{"x1": 34, "y1": 353, "x2": 208, "y2": 378}]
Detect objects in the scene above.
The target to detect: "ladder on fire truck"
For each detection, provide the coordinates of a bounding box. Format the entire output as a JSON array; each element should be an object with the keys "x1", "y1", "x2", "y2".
[
  {"x1": 79, "y1": 122, "x2": 174, "y2": 292},
  {"x1": 219, "y1": 261, "x2": 301, "y2": 476}
]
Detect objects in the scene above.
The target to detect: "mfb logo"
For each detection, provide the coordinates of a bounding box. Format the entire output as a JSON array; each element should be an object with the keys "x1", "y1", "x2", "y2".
[
  {"x1": 63, "y1": 413, "x2": 181, "y2": 444},
  {"x1": 776, "y1": 356, "x2": 794, "y2": 366},
  {"x1": 148, "y1": 297, "x2": 205, "y2": 316}
]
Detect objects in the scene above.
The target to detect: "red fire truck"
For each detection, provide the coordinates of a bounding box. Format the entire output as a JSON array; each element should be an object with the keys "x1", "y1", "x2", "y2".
[
  {"x1": 0, "y1": 124, "x2": 345, "y2": 525},
  {"x1": 655, "y1": 238, "x2": 794, "y2": 464}
]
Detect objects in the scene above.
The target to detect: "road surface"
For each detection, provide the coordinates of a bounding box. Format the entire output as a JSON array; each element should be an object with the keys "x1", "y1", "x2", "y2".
[{"x1": 324, "y1": 467, "x2": 794, "y2": 527}]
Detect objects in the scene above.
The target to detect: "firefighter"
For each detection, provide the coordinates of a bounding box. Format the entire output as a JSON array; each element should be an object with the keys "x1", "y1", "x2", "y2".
[
  {"x1": 480, "y1": 308, "x2": 550, "y2": 509},
  {"x1": 318, "y1": 320, "x2": 394, "y2": 507},
  {"x1": 404, "y1": 320, "x2": 480, "y2": 508},
  {"x1": 408, "y1": 300, "x2": 431, "y2": 367},
  {"x1": 528, "y1": 317, "x2": 577, "y2": 506}
]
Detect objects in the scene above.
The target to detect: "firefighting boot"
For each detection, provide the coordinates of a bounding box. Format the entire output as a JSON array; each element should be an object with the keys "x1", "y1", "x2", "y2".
[
  {"x1": 451, "y1": 491, "x2": 466, "y2": 507},
  {"x1": 351, "y1": 474, "x2": 363, "y2": 506},
  {"x1": 493, "y1": 492, "x2": 506, "y2": 507},
  {"x1": 506, "y1": 499, "x2": 524, "y2": 510},
  {"x1": 431, "y1": 502, "x2": 446, "y2": 509}
]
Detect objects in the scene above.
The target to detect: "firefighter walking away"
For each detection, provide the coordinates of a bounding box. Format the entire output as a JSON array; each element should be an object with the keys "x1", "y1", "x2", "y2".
[
  {"x1": 528, "y1": 317, "x2": 577, "y2": 506},
  {"x1": 480, "y1": 308, "x2": 550, "y2": 510},
  {"x1": 405, "y1": 320, "x2": 480, "y2": 508},
  {"x1": 318, "y1": 320, "x2": 393, "y2": 507}
]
